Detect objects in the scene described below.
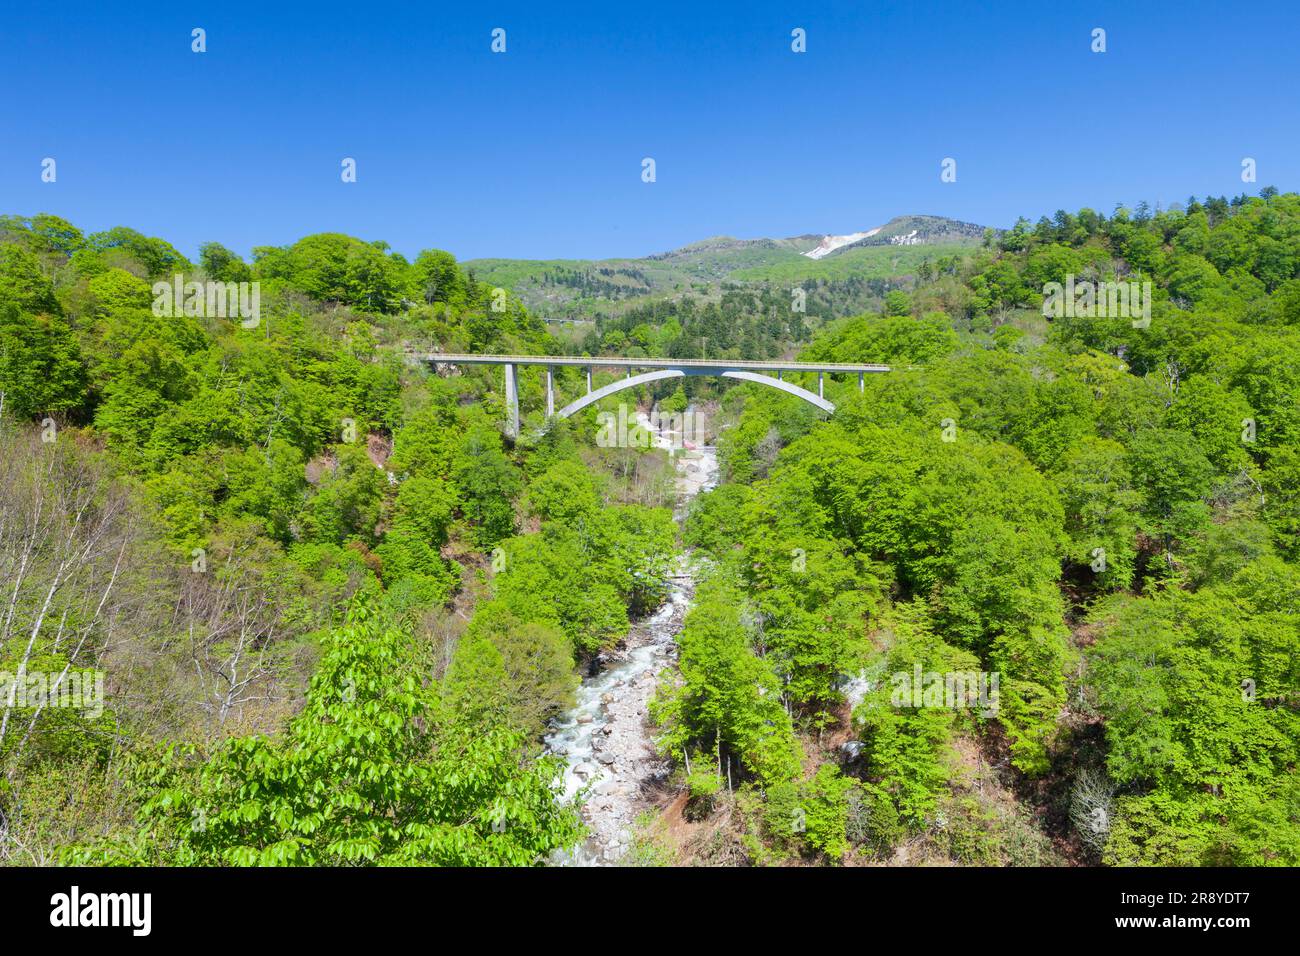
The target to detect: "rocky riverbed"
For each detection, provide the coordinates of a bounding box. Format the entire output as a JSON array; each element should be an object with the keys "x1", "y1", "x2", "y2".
[{"x1": 545, "y1": 410, "x2": 717, "y2": 865}]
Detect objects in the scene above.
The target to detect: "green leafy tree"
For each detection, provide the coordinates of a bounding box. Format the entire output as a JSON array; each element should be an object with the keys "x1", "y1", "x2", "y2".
[
  {"x1": 652, "y1": 577, "x2": 802, "y2": 787},
  {"x1": 66, "y1": 601, "x2": 583, "y2": 866},
  {"x1": 199, "y1": 241, "x2": 252, "y2": 283},
  {"x1": 452, "y1": 424, "x2": 521, "y2": 547}
]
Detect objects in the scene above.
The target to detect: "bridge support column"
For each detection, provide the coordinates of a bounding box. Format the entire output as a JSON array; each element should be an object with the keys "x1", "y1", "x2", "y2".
[
  {"x1": 777, "y1": 370, "x2": 783, "y2": 381},
  {"x1": 586, "y1": 367, "x2": 592, "y2": 394},
  {"x1": 545, "y1": 367, "x2": 554, "y2": 417},
  {"x1": 504, "y1": 363, "x2": 519, "y2": 439},
  {"x1": 818, "y1": 372, "x2": 824, "y2": 399},
  {"x1": 859, "y1": 372, "x2": 864, "y2": 393}
]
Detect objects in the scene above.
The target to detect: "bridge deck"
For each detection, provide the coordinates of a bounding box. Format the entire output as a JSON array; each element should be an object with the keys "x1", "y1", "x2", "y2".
[{"x1": 419, "y1": 352, "x2": 891, "y2": 373}]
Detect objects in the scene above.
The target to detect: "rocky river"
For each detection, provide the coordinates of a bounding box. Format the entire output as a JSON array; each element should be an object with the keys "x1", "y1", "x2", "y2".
[{"x1": 544, "y1": 409, "x2": 718, "y2": 865}]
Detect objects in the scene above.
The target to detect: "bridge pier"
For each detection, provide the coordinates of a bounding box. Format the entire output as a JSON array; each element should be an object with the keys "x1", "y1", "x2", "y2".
[
  {"x1": 545, "y1": 367, "x2": 554, "y2": 417},
  {"x1": 504, "y1": 363, "x2": 519, "y2": 439},
  {"x1": 859, "y1": 371, "x2": 864, "y2": 393},
  {"x1": 818, "y1": 372, "x2": 824, "y2": 399},
  {"x1": 585, "y1": 368, "x2": 592, "y2": 394}
]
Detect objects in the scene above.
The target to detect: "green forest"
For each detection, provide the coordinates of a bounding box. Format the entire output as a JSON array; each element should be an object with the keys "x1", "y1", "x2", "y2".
[{"x1": 0, "y1": 190, "x2": 1297, "y2": 866}]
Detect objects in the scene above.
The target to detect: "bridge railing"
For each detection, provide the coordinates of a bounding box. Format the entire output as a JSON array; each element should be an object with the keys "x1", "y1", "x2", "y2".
[{"x1": 415, "y1": 351, "x2": 891, "y2": 374}]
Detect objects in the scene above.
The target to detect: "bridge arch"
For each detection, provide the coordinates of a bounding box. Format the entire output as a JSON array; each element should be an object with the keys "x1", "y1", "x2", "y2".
[
  {"x1": 555, "y1": 367, "x2": 834, "y2": 419},
  {"x1": 717, "y1": 370, "x2": 835, "y2": 413}
]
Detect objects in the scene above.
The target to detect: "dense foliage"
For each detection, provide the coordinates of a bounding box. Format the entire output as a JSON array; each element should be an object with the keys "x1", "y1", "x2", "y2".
[
  {"x1": 2, "y1": 190, "x2": 1297, "y2": 867},
  {"x1": 0, "y1": 214, "x2": 678, "y2": 865},
  {"x1": 673, "y1": 190, "x2": 1299, "y2": 865}
]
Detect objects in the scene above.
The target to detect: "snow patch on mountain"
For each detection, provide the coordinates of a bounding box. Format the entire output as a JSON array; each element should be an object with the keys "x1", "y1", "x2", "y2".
[{"x1": 803, "y1": 228, "x2": 880, "y2": 260}]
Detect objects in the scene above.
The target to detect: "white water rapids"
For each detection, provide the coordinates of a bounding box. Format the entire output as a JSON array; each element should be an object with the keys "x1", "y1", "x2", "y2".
[{"x1": 545, "y1": 409, "x2": 718, "y2": 865}]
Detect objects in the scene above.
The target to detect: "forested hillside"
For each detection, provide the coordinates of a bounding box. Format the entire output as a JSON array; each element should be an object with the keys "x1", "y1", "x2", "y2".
[
  {"x1": 467, "y1": 226, "x2": 981, "y2": 327},
  {"x1": 0, "y1": 217, "x2": 678, "y2": 864},
  {"x1": 0, "y1": 190, "x2": 1296, "y2": 867},
  {"x1": 661, "y1": 190, "x2": 1299, "y2": 865}
]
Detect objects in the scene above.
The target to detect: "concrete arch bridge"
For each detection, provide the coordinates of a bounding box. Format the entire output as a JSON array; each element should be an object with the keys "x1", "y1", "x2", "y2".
[{"x1": 415, "y1": 353, "x2": 891, "y2": 438}]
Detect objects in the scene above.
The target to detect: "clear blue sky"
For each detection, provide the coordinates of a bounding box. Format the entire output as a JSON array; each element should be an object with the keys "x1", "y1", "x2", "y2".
[{"x1": 2, "y1": 0, "x2": 1297, "y2": 261}]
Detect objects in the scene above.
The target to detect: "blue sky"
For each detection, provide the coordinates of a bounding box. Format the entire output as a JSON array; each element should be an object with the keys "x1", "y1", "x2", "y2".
[{"x1": 2, "y1": 0, "x2": 1297, "y2": 261}]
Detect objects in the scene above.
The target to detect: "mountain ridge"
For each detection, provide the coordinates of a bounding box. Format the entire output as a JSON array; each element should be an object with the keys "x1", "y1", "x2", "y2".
[
  {"x1": 641, "y1": 215, "x2": 991, "y2": 262},
  {"x1": 463, "y1": 214, "x2": 991, "y2": 319}
]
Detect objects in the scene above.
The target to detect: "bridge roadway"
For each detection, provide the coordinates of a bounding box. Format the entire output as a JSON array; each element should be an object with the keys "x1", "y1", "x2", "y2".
[
  {"x1": 422, "y1": 353, "x2": 891, "y2": 374},
  {"x1": 414, "y1": 352, "x2": 891, "y2": 438}
]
